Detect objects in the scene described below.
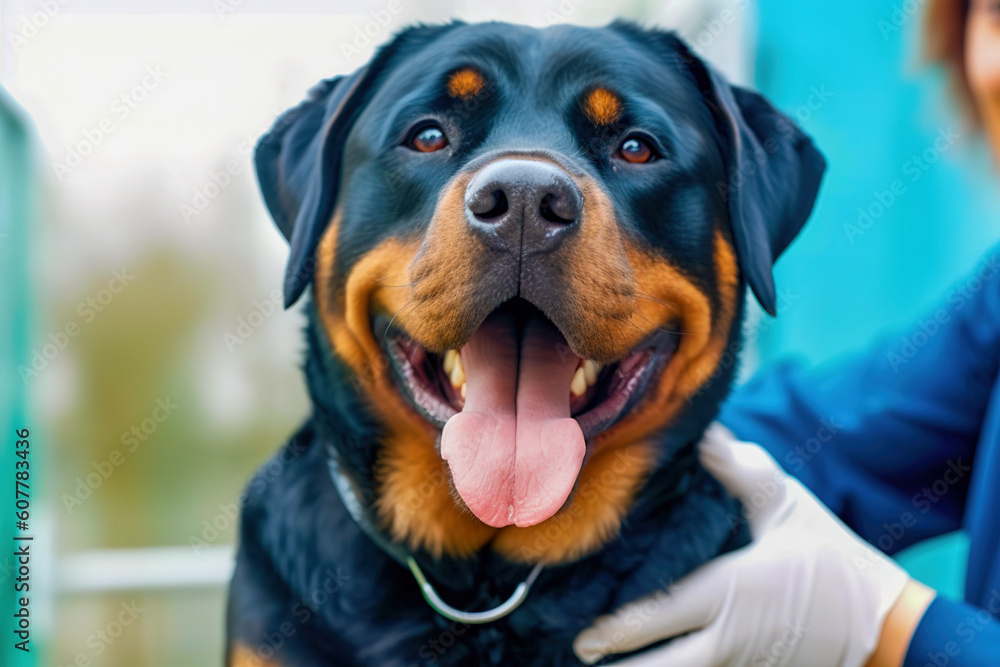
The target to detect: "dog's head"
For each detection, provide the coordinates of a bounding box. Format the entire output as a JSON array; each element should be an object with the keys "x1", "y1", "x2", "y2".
[{"x1": 257, "y1": 21, "x2": 824, "y2": 564}]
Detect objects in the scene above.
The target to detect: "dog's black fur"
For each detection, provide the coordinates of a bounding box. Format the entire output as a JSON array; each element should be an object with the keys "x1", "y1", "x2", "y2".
[{"x1": 226, "y1": 21, "x2": 824, "y2": 666}]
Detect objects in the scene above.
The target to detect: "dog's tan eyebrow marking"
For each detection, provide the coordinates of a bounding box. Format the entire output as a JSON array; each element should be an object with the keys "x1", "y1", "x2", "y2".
[
  {"x1": 582, "y1": 87, "x2": 623, "y2": 125},
  {"x1": 446, "y1": 67, "x2": 486, "y2": 100}
]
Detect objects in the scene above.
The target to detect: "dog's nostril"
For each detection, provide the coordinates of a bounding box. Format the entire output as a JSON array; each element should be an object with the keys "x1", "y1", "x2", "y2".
[
  {"x1": 539, "y1": 193, "x2": 577, "y2": 225},
  {"x1": 469, "y1": 189, "x2": 509, "y2": 220},
  {"x1": 464, "y1": 159, "x2": 582, "y2": 252}
]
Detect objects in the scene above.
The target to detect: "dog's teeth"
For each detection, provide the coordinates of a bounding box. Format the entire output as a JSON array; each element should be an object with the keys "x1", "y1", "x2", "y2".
[
  {"x1": 443, "y1": 349, "x2": 458, "y2": 375},
  {"x1": 450, "y1": 354, "x2": 465, "y2": 388},
  {"x1": 570, "y1": 367, "x2": 587, "y2": 398},
  {"x1": 460, "y1": 383, "x2": 467, "y2": 400},
  {"x1": 583, "y1": 360, "x2": 600, "y2": 386}
]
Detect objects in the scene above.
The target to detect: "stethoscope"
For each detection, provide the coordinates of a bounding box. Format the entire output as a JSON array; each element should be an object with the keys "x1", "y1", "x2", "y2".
[{"x1": 328, "y1": 454, "x2": 544, "y2": 624}]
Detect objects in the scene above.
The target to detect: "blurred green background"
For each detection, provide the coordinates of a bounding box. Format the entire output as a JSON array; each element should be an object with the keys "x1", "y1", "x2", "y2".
[{"x1": 0, "y1": 0, "x2": 995, "y2": 665}]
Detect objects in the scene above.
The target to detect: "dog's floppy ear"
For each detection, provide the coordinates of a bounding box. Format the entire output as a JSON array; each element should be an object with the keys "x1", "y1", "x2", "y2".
[
  {"x1": 624, "y1": 27, "x2": 826, "y2": 315},
  {"x1": 615, "y1": 24, "x2": 825, "y2": 315},
  {"x1": 706, "y1": 69, "x2": 826, "y2": 315},
  {"x1": 256, "y1": 23, "x2": 464, "y2": 308},
  {"x1": 634, "y1": 25, "x2": 826, "y2": 316},
  {"x1": 255, "y1": 68, "x2": 372, "y2": 308}
]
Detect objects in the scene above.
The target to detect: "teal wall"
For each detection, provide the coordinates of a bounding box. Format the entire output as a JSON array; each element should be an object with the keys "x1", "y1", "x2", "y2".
[
  {"x1": 1, "y1": 86, "x2": 38, "y2": 667},
  {"x1": 753, "y1": 0, "x2": 999, "y2": 366},
  {"x1": 751, "y1": 0, "x2": 1000, "y2": 599}
]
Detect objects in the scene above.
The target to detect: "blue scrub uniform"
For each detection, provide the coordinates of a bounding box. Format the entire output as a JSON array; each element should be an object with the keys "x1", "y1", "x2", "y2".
[{"x1": 720, "y1": 250, "x2": 1000, "y2": 666}]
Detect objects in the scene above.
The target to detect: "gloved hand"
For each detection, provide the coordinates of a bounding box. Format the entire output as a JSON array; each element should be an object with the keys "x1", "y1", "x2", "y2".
[{"x1": 573, "y1": 423, "x2": 913, "y2": 667}]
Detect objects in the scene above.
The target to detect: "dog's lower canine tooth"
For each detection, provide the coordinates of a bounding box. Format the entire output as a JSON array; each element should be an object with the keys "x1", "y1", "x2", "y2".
[
  {"x1": 460, "y1": 383, "x2": 466, "y2": 400},
  {"x1": 570, "y1": 367, "x2": 587, "y2": 397},
  {"x1": 450, "y1": 355, "x2": 465, "y2": 388},
  {"x1": 443, "y1": 349, "x2": 458, "y2": 375},
  {"x1": 583, "y1": 360, "x2": 600, "y2": 386}
]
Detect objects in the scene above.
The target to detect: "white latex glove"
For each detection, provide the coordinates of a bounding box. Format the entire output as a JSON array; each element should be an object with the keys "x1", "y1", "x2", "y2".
[{"x1": 573, "y1": 423, "x2": 911, "y2": 667}]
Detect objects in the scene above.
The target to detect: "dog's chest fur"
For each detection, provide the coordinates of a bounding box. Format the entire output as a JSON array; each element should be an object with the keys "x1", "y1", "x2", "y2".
[{"x1": 231, "y1": 424, "x2": 746, "y2": 667}]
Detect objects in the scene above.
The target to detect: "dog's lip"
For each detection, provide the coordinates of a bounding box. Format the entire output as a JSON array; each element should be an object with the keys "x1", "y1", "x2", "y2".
[
  {"x1": 573, "y1": 331, "x2": 677, "y2": 439},
  {"x1": 377, "y1": 314, "x2": 679, "y2": 440}
]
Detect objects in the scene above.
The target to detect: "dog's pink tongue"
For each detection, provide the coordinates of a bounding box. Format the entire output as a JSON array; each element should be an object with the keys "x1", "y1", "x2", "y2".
[{"x1": 440, "y1": 311, "x2": 585, "y2": 528}]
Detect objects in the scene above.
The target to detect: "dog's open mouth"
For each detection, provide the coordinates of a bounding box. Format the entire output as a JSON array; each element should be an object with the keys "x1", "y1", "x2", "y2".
[{"x1": 377, "y1": 298, "x2": 678, "y2": 528}]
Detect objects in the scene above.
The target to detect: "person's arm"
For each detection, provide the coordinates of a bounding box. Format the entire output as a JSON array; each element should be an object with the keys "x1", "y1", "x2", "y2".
[
  {"x1": 721, "y1": 250, "x2": 1000, "y2": 552},
  {"x1": 869, "y1": 591, "x2": 1000, "y2": 667},
  {"x1": 865, "y1": 580, "x2": 936, "y2": 667},
  {"x1": 900, "y1": 595, "x2": 1000, "y2": 667}
]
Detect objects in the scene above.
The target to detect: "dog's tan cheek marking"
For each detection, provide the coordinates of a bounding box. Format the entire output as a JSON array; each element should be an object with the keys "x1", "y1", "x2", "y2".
[
  {"x1": 447, "y1": 67, "x2": 485, "y2": 100},
  {"x1": 315, "y1": 213, "x2": 421, "y2": 424},
  {"x1": 315, "y1": 209, "x2": 498, "y2": 559},
  {"x1": 548, "y1": 177, "x2": 638, "y2": 363},
  {"x1": 583, "y1": 87, "x2": 623, "y2": 126},
  {"x1": 405, "y1": 173, "x2": 486, "y2": 350},
  {"x1": 229, "y1": 643, "x2": 284, "y2": 667},
  {"x1": 671, "y1": 229, "x2": 738, "y2": 398},
  {"x1": 596, "y1": 229, "x2": 738, "y2": 452},
  {"x1": 314, "y1": 215, "x2": 438, "y2": 480}
]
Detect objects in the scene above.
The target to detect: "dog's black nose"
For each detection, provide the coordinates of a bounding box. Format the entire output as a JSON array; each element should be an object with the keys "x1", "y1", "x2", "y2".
[{"x1": 465, "y1": 159, "x2": 582, "y2": 253}]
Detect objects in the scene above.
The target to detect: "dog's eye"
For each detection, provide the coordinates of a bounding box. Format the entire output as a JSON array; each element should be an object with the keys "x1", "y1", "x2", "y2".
[
  {"x1": 617, "y1": 136, "x2": 655, "y2": 164},
  {"x1": 410, "y1": 125, "x2": 449, "y2": 153}
]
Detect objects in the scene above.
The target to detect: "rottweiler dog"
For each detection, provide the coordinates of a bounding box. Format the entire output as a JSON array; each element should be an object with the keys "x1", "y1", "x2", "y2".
[{"x1": 226, "y1": 20, "x2": 824, "y2": 667}]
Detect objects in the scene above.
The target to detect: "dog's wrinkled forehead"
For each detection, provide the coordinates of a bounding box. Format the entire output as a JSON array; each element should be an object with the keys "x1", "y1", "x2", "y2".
[{"x1": 353, "y1": 22, "x2": 713, "y2": 152}]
